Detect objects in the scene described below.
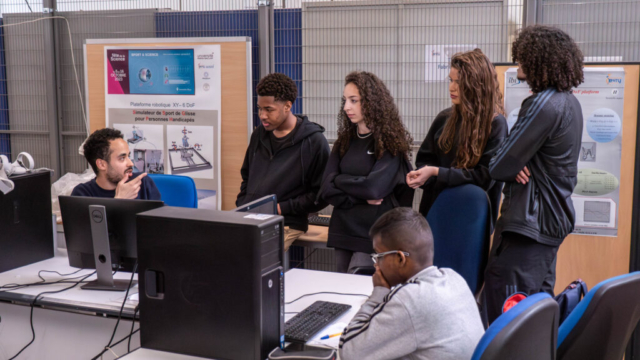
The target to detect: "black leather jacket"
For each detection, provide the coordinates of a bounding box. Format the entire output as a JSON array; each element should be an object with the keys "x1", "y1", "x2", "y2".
[{"x1": 489, "y1": 88, "x2": 583, "y2": 246}]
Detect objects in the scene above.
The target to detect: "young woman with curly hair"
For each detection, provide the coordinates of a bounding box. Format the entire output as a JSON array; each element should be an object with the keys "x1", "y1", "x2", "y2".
[
  {"x1": 406, "y1": 49, "x2": 507, "y2": 225},
  {"x1": 484, "y1": 25, "x2": 584, "y2": 323},
  {"x1": 320, "y1": 71, "x2": 414, "y2": 273}
]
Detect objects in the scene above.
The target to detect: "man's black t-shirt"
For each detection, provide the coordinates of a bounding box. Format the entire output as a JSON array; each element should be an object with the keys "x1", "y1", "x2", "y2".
[{"x1": 71, "y1": 173, "x2": 161, "y2": 200}]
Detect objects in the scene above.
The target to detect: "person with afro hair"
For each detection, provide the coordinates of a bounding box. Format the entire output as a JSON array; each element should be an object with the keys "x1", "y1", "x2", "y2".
[
  {"x1": 483, "y1": 25, "x2": 585, "y2": 323},
  {"x1": 237, "y1": 73, "x2": 330, "y2": 251}
]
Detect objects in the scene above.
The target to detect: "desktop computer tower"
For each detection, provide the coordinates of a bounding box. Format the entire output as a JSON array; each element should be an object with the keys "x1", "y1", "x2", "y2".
[
  {"x1": 136, "y1": 207, "x2": 284, "y2": 360},
  {"x1": 0, "y1": 171, "x2": 54, "y2": 272}
]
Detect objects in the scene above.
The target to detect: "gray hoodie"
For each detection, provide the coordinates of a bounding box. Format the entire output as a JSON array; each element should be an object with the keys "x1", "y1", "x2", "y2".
[{"x1": 339, "y1": 266, "x2": 484, "y2": 360}]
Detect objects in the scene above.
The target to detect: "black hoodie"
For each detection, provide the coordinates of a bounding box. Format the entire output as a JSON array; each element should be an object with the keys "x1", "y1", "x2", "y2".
[{"x1": 237, "y1": 115, "x2": 330, "y2": 232}]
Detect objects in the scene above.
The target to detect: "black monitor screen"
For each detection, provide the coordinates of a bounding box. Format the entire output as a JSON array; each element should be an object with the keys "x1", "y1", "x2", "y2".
[
  {"x1": 59, "y1": 196, "x2": 164, "y2": 271},
  {"x1": 232, "y1": 195, "x2": 277, "y2": 215}
]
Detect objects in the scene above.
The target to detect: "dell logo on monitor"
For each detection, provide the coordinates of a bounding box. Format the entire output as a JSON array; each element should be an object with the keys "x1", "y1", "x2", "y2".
[{"x1": 91, "y1": 210, "x2": 103, "y2": 223}]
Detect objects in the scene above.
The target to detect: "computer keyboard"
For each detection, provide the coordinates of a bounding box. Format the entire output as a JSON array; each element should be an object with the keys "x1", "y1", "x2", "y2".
[
  {"x1": 285, "y1": 301, "x2": 352, "y2": 343},
  {"x1": 308, "y1": 215, "x2": 331, "y2": 227}
]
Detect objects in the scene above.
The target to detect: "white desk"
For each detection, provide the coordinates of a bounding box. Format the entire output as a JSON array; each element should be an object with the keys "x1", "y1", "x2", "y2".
[
  {"x1": 0, "y1": 249, "x2": 140, "y2": 360},
  {"x1": 0, "y1": 252, "x2": 372, "y2": 360}
]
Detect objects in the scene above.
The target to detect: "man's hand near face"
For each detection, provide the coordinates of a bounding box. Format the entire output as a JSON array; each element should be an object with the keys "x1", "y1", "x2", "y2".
[{"x1": 115, "y1": 173, "x2": 147, "y2": 199}]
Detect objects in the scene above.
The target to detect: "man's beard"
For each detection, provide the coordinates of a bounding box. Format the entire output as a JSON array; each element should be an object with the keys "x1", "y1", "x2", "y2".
[{"x1": 106, "y1": 165, "x2": 132, "y2": 185}]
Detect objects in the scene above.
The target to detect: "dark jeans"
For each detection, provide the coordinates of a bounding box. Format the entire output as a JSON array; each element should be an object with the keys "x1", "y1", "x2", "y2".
[{"x1": 483, "y1": 231, "x2": 559, "y2": 324}]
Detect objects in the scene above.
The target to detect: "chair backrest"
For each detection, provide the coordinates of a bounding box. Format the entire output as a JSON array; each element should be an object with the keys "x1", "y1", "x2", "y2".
[
  {"x1": 148, "y1": 174, "x2": 198, "y2": 208},
  {"x1": 426, "y1": 184, "x2": 491, "y2": 294},
  {"x1": 557, "y1": 272, "x2": 640, "y2": 360},
  {"x1": 472, "y1": 293, "x2": 559, "y2": 360}
]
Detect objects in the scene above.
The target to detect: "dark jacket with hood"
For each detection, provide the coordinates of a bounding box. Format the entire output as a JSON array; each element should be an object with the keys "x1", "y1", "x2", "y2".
[
  {"x1": 237, "y1": 115, "x2": 330, "y2": 232},
  {"x1": 489, "y1": 88, "x2": 583, "y2": 246}
]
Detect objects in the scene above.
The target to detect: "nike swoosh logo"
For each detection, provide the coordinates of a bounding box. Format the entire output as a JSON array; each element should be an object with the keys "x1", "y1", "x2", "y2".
[{"x1": 367, "y1": 150, "x2": 375, "y2": 155}]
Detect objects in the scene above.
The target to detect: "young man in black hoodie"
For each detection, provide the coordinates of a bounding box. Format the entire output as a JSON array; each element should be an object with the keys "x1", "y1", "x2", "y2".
[
  {"x1": 483, "y1": 26, "x2": 585, "y2": 323},
  {"x1": 237, "y1": 73, "x2": 330, "y2": 251}
]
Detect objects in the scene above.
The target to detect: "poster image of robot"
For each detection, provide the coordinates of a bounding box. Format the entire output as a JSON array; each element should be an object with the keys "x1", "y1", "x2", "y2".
[
  {"x1": 112, "y1": 124, "x2": 165, "y2": 174},
  {"x1": 166, "y1": 125, "x2": 214, "y2": 179}
]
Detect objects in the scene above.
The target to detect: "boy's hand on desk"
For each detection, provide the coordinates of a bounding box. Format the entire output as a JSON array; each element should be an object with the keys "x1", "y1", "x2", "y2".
[
  {"x1": 115, "y1": 173, "x2": 146, "y2": 199},
  {"x1": 373, "y1": 266, "x2": 390, "y2": 289}
]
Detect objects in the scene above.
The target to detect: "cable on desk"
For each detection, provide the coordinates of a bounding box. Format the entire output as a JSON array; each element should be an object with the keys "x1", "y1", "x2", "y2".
[
  {"x1": 0, "y1": 269, "x2": 115, "y2": 292},
  {"x1": 128, "y1": 304, "x2": 140, "y2": 353},
  {"x1": 91, "y1": 262, "x2": 138, "y2": 360},
  {"x1": 92, "y1": 328, "x2": 141, "y2": 359},
  {"x1": 94, "y1": 328, "x2": 142, "y2": 360},
  {"x1": 7, "y1": 270, "x2": 97, "y2": 360},
  {"x1": 37, "y1": 268, "x2": 84, "y2": 282},
  {"x1": 285, "y1": 292, "x2": 370, "y2": 305}
]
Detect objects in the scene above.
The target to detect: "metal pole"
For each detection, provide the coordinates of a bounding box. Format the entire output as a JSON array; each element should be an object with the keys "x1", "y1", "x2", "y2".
[
  {"x1": 522, "y1": 0, "x2": 539, "y2": 28},
  {"x1": 51, "y1": 1, "x2": 66, "y2": 177},
  {"x1": 258, "y1": 0, "x2": 274, "y2": 78},
  {"x1": 43, "y1": 0, "x2": 61, "y2": 180}
]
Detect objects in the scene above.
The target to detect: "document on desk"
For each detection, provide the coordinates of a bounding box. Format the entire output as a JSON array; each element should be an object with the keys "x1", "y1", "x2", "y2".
[{"x1": 306, "y1": 322, "x2": 348, "y2": 349}]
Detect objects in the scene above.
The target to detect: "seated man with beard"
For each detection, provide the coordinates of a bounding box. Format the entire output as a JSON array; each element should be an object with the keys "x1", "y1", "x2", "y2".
[{"x1": 72, "y1": 128, "x2": 161, "y2": 200}]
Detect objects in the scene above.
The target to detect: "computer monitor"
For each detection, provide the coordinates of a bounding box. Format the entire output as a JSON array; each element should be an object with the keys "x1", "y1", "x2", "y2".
[
  {"x1": 59, "y1": 196, "x2": 164, "y2": 291},
  {"x1": 233, "y1": 194, "x2": 277, "y2": 215}
]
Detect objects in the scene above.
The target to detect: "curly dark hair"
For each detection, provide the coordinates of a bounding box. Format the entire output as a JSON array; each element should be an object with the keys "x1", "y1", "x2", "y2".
[
  {"x1": 336, "y1": 71, "x2": 413, "y2": 160},
  {"x1": 512, "y1": 25, "x2": 584, "y2": 93},
  {"x1": 83, "y1": 128, "x2": 123, "y2": 174},
  {"x1": 256, "y1": 73, "x2": 298, "y2": 104}
]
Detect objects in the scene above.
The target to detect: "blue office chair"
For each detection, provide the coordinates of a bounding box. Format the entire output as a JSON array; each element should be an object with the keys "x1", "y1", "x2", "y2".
[
  {"x1": 426, "y1": 184, "x2": 491, "y2": 294},
  {"x1": 472, "y1": 293, "x2": 559, "y2": 360},
  {"x1": 148, "y1": 174, "x2": 198, "y2": 208},
  {"x1": 557, "y1": 272, "x2": 640, "y2": 360}
]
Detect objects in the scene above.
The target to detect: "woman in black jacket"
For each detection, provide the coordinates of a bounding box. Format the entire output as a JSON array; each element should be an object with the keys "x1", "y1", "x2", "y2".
[
  {"x1": 320, "y1": 71, "x2": 413, "y2": 273},
  {"x1": 407, "y1": 49, "x2": 508, "y2": 225}
]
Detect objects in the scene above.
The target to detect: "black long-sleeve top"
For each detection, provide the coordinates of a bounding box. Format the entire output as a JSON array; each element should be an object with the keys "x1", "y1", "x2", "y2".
[
  {"x1": 320, "y1": 134, "x2": 404, "y2": 253},
  {"x1": 415, "y1": 108, "x2": 508, "y2": 225}
]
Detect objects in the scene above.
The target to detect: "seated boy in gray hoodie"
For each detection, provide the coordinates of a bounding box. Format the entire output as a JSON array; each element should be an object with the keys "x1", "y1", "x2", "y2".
[{"x1": 339, "y1": 207, "x2": 484, "y2": 360}]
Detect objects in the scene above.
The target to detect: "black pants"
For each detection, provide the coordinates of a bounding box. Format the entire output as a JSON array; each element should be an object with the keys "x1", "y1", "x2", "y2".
[
  {"x1": 483, "y1": 231, "x2": 558, "y2": 324},
  {"x1": 335, "y1": 249, "x2": 372, "y2": 274}
]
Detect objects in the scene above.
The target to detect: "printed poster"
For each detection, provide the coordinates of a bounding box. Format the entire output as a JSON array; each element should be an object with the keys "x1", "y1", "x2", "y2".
[
  {"x1": 425, "y1": 44, "x2": 477, "y2": 82},
  {"x1": 504, "y1": 67, "x2": 624, "y2": 237},
  {"x1": 105, "y1": 45, "x2": 221, "y2": 209}
]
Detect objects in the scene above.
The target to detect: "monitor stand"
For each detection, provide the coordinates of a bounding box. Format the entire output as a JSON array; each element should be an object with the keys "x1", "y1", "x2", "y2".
[{"x1": 82, "y1": 205, "x2": 137, "y2": 291}]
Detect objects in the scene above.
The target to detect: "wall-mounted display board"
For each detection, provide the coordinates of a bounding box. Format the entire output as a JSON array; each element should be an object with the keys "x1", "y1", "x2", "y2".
[{"x1": 84, "y1": 38, "x2": 252, "y2": 210}]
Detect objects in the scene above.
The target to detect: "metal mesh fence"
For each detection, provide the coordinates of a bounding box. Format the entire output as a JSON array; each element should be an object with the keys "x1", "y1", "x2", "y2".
[
  {"x1": 295, "y1": 0, "x2": 522, "y2": 142},
  {"x1": 2, "y1": 13, "x2": 54, "y2": 169},
  {"x1": 541, "y1": 0, "x2": 640, "y2": 62}
]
